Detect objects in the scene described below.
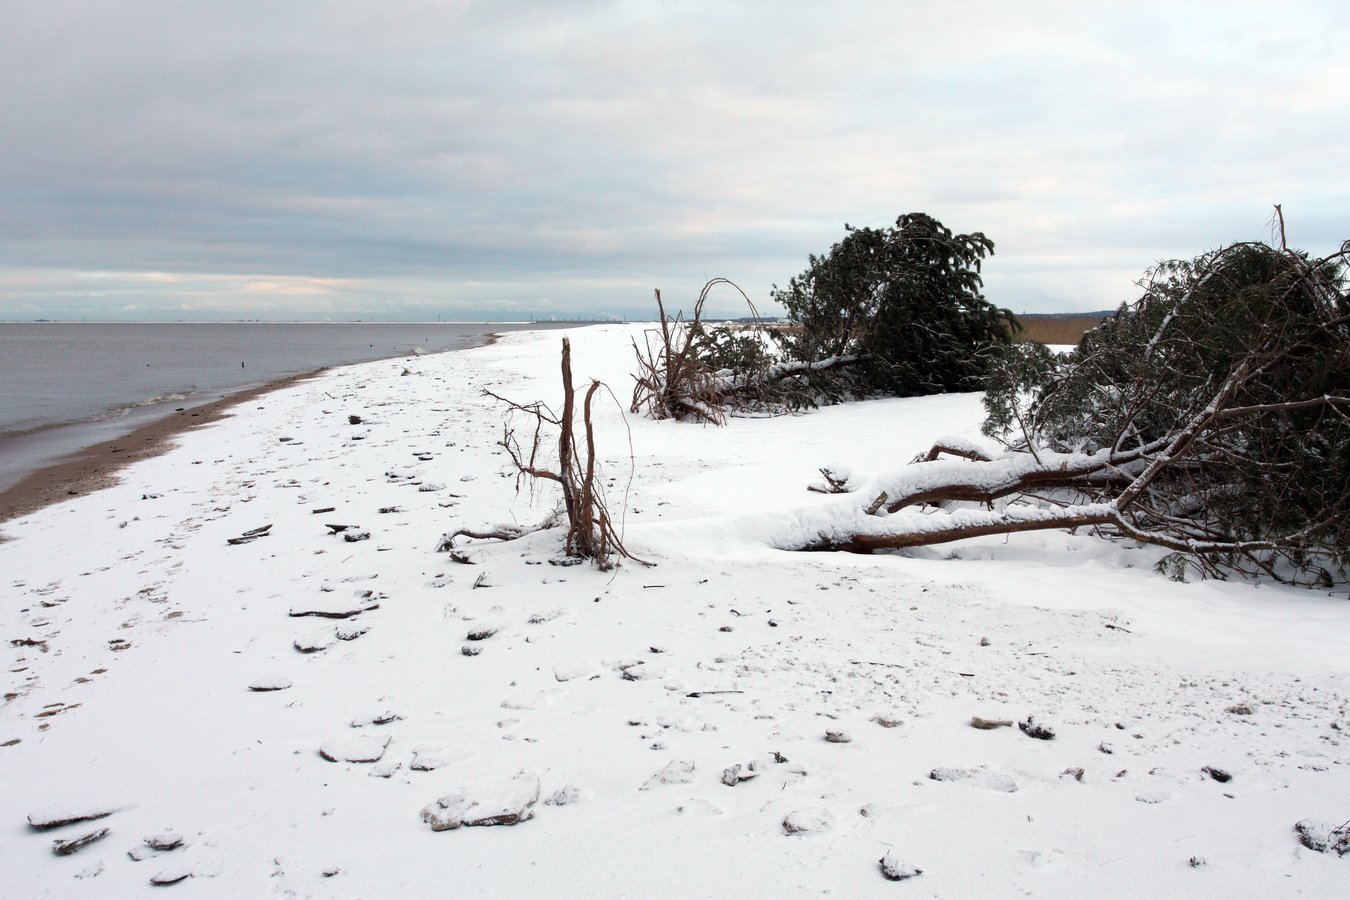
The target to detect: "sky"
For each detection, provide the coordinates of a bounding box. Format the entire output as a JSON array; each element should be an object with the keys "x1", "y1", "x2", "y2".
[{"x1": 1, "y1": 1, "x2": 1346, "y2": 322}]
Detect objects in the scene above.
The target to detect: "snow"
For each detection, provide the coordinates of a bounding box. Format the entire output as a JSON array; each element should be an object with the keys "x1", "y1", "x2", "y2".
[
  {"x1": 245, "y1": 676, "x2": 292, "y2": 692},
  {"x1": 25, "y1": 802, "x2": 123, "y2": 832},
  {"x1": 143, "y1": 833, "x2": 184, "y2": 851},
  {"x1": 148, "y1": 866, "x2": 192, "y2": 885},
  {"x1": 288, "y1": 591, "x2": 380, "y2": 619},
  {"x1": 2, "y1": 323, "x2": 1349, "y2": 896},
  {"x1": 782, "y1": 807, "x2": 835, "y2": 835},
  {"x1": 879, "y1": 849, "x2": 922, "y2": 881},
  {"x1": 928, "y1": 766, "x2": 1020, "y2": 793},
  {"x1": 318, "y1": 734, "x2": 391, "y2": 764},
  {"x1": 421, "y1": 771, "x2": 541, "y2": 830}
]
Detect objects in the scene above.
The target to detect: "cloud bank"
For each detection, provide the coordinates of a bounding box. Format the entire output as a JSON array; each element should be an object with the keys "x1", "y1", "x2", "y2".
[{"x1": 2, "y1": 1, "x2": 1346, "y2": 320}]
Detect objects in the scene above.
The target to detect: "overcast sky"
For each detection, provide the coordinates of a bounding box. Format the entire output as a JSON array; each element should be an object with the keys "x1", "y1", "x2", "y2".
[{"x1": 1, "y1": 1, "x2": 1345, "y2": 321}]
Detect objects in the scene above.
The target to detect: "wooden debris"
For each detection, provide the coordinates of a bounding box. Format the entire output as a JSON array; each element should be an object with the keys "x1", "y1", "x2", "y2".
[
  {"x1": 227, "y1": 524, "x2": 272, "y2": 545},
  {"x1": 52, "y1": 828, "x2": 110, "y2": 856},
  {"x1": 971, "y1": 716, "x2": 1013, "y2": 730}
]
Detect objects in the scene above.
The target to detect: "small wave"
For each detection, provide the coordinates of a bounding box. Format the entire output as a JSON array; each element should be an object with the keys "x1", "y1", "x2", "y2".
[
  {"x1": 127, "y1": 390, "x2": 197, "y2": 409},
  {"x1": 1, "y1": 389, "x2": 202, "y2": 438},
  {"x1": 91, "y1": 390, "x2": 200, "y2": 424}
]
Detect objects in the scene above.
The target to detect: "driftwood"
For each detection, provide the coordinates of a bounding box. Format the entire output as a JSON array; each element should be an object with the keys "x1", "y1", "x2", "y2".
[
  {"x1": 226, "y1": 524, "x2": 272, "y2": 545},
  {"x1": 51, "y1": 829, "x2": 110, "y2": 856},
  {"x1": 437, "y1": 519, "x2": 560, "y2": 553},
  {"x1": 448, "y1": 338, "x2": 643, "y2": 569}
]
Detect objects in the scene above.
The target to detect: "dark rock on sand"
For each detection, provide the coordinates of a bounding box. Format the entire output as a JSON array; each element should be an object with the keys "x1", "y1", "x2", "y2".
[
  {"x1": 1018, "y1": 716, "x2": 1056, "y2": 740},
  {"x1": 1294, "y1": 819, "x2": 1350, "y2": 855},
  {"x1": 879, "y1": 850, "x2": 922, "y2": 881}
]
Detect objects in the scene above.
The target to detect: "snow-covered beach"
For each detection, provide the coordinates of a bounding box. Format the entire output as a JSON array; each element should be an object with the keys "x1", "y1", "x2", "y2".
[
  {"x1": 0, "y1": 322, "x2": 556, "y2": 496},
  {"x1": 2, "y1": 324, "x2": 1347, "y2": 897}
]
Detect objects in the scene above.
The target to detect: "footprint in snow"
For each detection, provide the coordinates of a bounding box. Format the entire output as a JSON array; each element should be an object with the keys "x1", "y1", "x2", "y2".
[
  {"x1": 553, "y1": 660, "x2": 600, "y2": 682},
  {"x1": 410, "y1": 744, "x2": 463, "y2": 771},
  {"x1": 928, "y1": 767, "x2": 1019, "y2": 793},
  {"x1": 294, "y1": 628, "x2": 336, "y2": 653},
  {"x1": 500, "y1": 692, "x2": 552, "y2": 711},
  {"x1": 782, "y1": 808, "x2": 834, "y2": 835},
  {"x1": 640, "y1": 760, "x2": 696, "y2": 790}
]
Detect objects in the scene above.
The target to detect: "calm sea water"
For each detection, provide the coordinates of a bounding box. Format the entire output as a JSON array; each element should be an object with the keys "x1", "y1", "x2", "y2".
[{"x1": 0, "y1": 322, "x2": 557, "y2": 492}]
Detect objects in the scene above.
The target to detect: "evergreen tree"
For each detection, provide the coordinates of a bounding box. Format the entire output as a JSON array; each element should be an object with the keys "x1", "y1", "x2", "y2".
[
  {"x1": 773, "y1": 213, "x2": 1018, "y2": 399},
  {"x1": 982, "y1": 238, "x2": 1350, "y2": 582}
]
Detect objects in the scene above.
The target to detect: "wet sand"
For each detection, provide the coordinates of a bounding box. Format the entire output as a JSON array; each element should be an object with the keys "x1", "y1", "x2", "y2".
[{"x1": 0, "y1": 369, "x2": 325, "y2": 531}]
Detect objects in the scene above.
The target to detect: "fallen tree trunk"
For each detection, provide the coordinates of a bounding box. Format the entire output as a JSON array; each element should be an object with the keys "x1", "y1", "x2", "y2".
[
  {"x1": 869, "y1": 442, "x2": 1149, "y2": 513},
  {"x1": 800, "y1": 503, "x2": 1117, "y2": 553},
  {"x1": 782, "y1": 383, "x2": 1346, "y2": 585}
]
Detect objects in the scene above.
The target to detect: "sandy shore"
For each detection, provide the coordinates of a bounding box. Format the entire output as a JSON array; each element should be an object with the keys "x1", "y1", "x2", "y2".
[
  {"x1": 1, "y1": 323, "x2": 1346, "y2": 897},
  {"x1": 0, "y1": 331, "x2": 516, "y2": 532},
  {"x1": 0, "y1": 369, "x2": 325, "y2": 530}
]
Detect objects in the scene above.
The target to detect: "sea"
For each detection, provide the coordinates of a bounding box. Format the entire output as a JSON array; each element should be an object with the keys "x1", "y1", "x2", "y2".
[{"x1": 0, "y1": 322, "x2": 562, "y2": 493}]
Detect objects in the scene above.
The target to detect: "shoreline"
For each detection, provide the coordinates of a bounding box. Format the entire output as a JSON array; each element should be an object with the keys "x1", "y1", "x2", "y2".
[
  {"x1": 0, "y1": 329, "x2": 523, "y2": 533},
  {"x1": 0, "y1": 368, "x2": 326, "y2": 531}
]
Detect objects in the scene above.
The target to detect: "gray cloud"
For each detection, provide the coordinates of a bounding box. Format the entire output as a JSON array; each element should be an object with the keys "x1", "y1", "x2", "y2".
[{"x1": 1, "y1": 1, "x2": 1345, "y2": 320}]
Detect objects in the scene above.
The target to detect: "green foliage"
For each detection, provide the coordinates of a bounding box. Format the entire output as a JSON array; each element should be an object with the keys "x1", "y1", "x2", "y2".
[
  {"x1": 1154, "y1": 553, "x2": 1189, "y2": 583},
  {"x1": 696, "y1": 325, "x2": 777, "y2": 376},
  {"x1": 983, "y1": 238, "x2": 1350, "y2": 583},
  {"x1": 773, "y1": 213, "x2": 1019, "y2": 399},
  {"x1": 980, "y1": 341, "x2": 1062, "y2": 444}
]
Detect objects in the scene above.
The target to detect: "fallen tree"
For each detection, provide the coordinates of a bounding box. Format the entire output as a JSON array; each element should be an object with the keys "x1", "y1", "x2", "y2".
[
  {"x1": 786, "y1": 227, "x2": 1350, "y2": 586},
  {"x1": 630, "y1": 278, "x2": 855, "y2": 424}
]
